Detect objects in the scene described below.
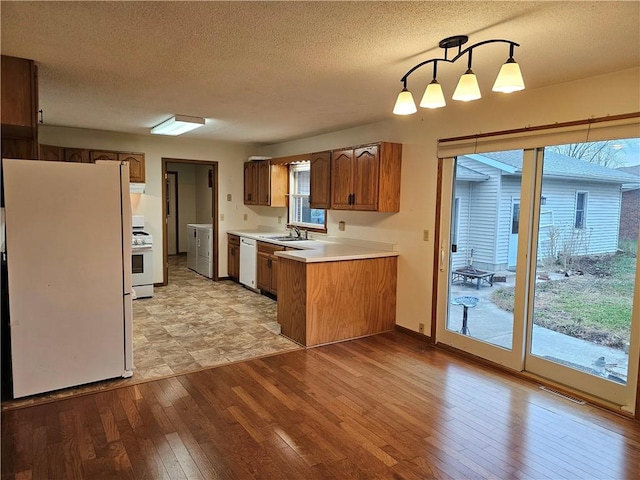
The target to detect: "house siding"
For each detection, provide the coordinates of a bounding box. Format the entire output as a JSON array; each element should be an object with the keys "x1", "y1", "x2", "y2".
[
  {"x1": 456, "y1": 157, "x2": 501, "y2": 271},
  {"x1": 451, "y1": 182, "x2": 471, "y2": 270},
  {"x1": 535, "y1": 179, "x2": 621, "y2": 261}
]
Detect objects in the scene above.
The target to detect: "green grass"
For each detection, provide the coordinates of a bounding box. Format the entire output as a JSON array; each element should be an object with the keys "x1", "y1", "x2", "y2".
[{"x1": 491, "y1": 252, "x2": 636, "y2": 348}]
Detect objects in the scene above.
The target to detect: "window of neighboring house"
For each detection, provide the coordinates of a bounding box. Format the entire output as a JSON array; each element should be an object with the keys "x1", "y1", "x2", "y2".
[
  {"x1": 575, "y1": 191, "x2": 588, "y2": 229},
  {"x1": 288, "y1": 163, "x2": 327, "y2": 231}
]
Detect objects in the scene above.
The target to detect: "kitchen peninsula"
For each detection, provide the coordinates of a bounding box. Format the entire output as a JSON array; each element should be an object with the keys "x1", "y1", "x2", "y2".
[{"x1": 227, "y1": 231, "x2": 399, "y2": 347}]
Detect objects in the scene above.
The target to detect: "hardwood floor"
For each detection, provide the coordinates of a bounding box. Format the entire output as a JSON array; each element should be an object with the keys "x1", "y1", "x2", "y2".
[{"x1": 2, "y1": 331, "x2": 639, "y2": 479}]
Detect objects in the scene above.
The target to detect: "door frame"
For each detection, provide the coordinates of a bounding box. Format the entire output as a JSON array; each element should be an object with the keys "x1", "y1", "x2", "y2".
[
  {"x1": 434, "y1": 148, "x2": 640, "y2": 413},
  {"x1": 161, "y1": 158, "x2": 219, "y2": 284},
  {"x1": 166, "y1": 171, "x2": 179, "y2": 256}
]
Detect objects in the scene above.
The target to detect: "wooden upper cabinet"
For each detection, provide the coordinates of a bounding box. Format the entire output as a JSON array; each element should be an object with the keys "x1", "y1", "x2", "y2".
[
  {"x1": 90, "y1": 150, "x2": 118, "y2": 162},
  {"x1": 309, "y1": 151, "x2": 331, "y2": 209},
  {"x1": 331, "y1": 148, "x2": 355, "y2": 209},
  {"x1": 39, "y1": 144, "x2": 62, "y2": 161},
  {"x1": 1, "y1": 55, "x2": 38, "y2": 159},
  {"x1": 353, "y1": 145, "x2": 380, "y2": 211},
  {"x1": 257, "y1": 161, "x2": 271, "y2": 205},
  {"x1": 1, "y1": 55, "x2": 38, "y2": 135},
  {"x1": 244, "y1": 160, "x2": 287, "y2": 207},
  {"x1": 64, "y1": 148, "x2": 90, "y2": 163},
  {"x1": 330, "y1": 142, "x2": 401, "y2": 212},
  {"x1": 244, "y1": 162, "x2": 259, "y2": 204},
  {"x1": 89, "y1": 150, "x2": 145, "y2": 182},
  {"x1": 118, "y1": 153, "x2": 145, "y2": 183}
]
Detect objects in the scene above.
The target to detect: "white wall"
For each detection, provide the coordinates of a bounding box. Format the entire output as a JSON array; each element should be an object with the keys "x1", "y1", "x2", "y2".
[
  {"x1": 38, "y1": 126, "x2": 257, "y2": 280},
  {"x1": 256, "y1": 67, "x2": 640, "y2": 335}
]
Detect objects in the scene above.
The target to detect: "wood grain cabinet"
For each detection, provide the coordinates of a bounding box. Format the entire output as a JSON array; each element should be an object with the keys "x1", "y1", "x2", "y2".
[
  {"x1": 257, "y1": 241, "x2": 285, "y2": 295},
  {"x1": 118, "y1": 153, "x2": 145, "y2": 183},
  {"x1": 227, "y1": 234, "x2": 240, "y2": 281},
  {"x1": 309, "y1": 151, "x2": 331, "y2": 209},
  {"x1": 244, "y1": 160, "x2": 287, "y2": 207},
  {"x1": 1, "y1": 55, "x2": 38, "y2": 160},
  {"x1": 39, "y1": 144, "x2": 62, "y2": 161},
  {"x1": 278, "y1": 256, "x2": 398, "y2": 347},
  {"x1": 89, "y1": 150, "x2": 145, "y2": 182},
  {"x1": 331, "y1": 142, "x2": 402, "y2": 212},
  {"x1": 63, "y1": 148, "x2": 90, "y2": 163}
]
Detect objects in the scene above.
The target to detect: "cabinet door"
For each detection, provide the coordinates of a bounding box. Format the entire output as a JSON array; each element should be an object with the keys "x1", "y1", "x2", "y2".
[
  {"x1": 271, "y1": 257, "x2": 279, "y2": 295},
  {"x1": 353, "y1": 145, "x2": 379, "y2": 211},
  {"x1": 244, "y1": 162, "x2": 258, "y2": 204},
  {"x1": 90, "y1": 150, "x2": 118, "y2": 162},
  {"x1": 257, "y1": 161, "x2": 271, "y2": 205},
  {"x1": 1, "y1": 138, "x2": 37, "y2": 160},
  {"x1": 310, "y1": 151, "x2": 331, "y2": 209},
  {"x1": 257, "y1": 251, "x2": 271, "y2": 291},
  {"x1": 331, "y1": 148, "x2": 354, "y2": 209},
  {"x1": 119, "y1": 153, "x2": 145, "y2": 183},
  {"x1": 39, "y1": 144, "x2": 62, "y2": 161},
  {"x1": 1, "y1": 56, "x2": 37, "y2": 133},
  {"x1": 227, "y1": 244, "x2": 238, "y2": 280},
  {"x1": 64, "y1": 148, "x2": 90, "y2": 163}
]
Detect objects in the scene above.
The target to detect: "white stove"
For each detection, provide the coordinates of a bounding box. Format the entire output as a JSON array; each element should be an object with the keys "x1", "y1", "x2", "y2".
[{"x1": 131, "y1": 215, "x2": 153, "y2": 298}]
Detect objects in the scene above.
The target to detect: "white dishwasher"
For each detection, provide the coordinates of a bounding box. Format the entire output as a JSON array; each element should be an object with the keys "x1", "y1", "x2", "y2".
[{"x1": 239, "y1": 236, "x2": 257, "y2": 289}]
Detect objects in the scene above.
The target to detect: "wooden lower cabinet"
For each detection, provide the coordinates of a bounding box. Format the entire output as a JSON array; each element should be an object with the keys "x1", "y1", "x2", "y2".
[
  {"x1": 277, "y1": 256, "x2": 398, "y2": 346},
  {"x1": 257, "y1": 241, "x2": 284, "y2": 295},
  {"x1": 227, "y1": 234, "x2": 240, "y2": 281}
]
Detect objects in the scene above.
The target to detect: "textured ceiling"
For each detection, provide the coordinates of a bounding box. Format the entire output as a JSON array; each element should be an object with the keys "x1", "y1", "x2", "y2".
[{"x1": 1, "y1": 1, "x2": 639, "y2": 145}]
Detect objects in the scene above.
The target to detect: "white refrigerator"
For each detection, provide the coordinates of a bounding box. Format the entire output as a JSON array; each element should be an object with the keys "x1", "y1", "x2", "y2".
[{"x1": 2, "y1": 159, "x2": 134, "y2": 398}]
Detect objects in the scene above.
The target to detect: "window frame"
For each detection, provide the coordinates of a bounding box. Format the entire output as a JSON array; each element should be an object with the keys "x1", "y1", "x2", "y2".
[
  {"x1": 288, "y1": 163, "x2": 327, "y2": 233},
  {"x1": 574, "y1": 191, "x2": 588, "y2": 229}
]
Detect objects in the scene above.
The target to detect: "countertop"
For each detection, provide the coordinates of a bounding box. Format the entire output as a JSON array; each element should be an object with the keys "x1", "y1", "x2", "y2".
[{"x1": 227, "y1": 230, "x2": 399, "y2": 264}]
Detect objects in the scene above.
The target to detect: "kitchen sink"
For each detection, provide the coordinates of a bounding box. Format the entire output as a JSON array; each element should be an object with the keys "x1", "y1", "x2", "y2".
[{"x1": 267, "y1": 235, "x2": 308, "y2": 242}]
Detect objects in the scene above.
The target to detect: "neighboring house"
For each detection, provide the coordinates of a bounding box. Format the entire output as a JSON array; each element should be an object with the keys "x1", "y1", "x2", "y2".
[
  {"x1": 616, "y1": 165, "x2": 640, "y2": 241},
  {"x1": 451, "y1": 150, "x2": 640, "y2": 272}
]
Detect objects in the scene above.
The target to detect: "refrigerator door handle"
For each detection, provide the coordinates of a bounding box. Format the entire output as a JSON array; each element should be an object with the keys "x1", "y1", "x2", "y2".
[{"x1": 123, "y1": 292, "x2": 133, "y2": 376}]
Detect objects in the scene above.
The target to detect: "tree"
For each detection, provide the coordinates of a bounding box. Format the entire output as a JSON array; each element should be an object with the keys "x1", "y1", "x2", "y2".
[{"x1": 549, "y1": 140, "x2": 623, "y2": 168}]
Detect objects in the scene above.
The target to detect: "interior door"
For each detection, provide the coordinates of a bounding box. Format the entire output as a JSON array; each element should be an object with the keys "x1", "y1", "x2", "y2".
[{"x1": 167, "y1": 172, "x2": 178, "y2": 255}]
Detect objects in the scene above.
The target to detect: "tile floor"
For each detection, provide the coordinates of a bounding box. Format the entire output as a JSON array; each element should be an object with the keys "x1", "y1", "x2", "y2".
[{"x1": 2, "y1": 255, "x2": 300, "y2": 410}]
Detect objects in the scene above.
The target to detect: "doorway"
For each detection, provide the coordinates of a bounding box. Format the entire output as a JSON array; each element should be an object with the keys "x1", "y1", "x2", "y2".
[
  {"x1": 161, "y1": 158, "x2": 219, "y2": 284},
  {"x1": 436, "y1": 143, "x2": 640, "y2": 410}
]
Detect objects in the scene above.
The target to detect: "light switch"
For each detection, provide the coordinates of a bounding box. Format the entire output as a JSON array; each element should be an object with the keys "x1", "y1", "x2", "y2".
[
  {"x1": 243, "y1": 213, "x2": 248, "y2": 221},
  {"x1": 423, "y1": 229, "x2": 429, "y2": 241},
  {"x1": 338, "y1": 221, "x2": 345, "y2": 231}
]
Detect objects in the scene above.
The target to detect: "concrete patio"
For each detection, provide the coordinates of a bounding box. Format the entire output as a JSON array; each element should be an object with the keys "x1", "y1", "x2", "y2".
[{"x1": 448, "y1": 272, "x2": 629, "y2": 383}]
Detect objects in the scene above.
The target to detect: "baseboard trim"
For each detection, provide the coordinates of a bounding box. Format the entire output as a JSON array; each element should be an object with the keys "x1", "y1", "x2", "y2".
[{"x1": 394, "y1": 325, "x2": 433, "y2": 343}]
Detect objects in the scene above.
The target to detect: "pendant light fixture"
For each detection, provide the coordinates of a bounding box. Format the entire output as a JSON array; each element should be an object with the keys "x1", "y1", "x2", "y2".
[{"x1": 393, "y1": 35, "x2": 525, "y2": 115}]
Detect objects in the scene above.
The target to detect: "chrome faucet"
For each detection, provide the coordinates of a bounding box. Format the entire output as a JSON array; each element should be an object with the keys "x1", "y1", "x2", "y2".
[{"x1": 291, "y1": 226, "x2": 301, "y2": 238}]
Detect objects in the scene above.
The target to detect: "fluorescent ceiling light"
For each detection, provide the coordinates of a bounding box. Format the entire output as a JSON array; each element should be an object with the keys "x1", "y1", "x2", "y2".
[{"x1": 150, "y1": 115, "x2": 205, "y2": 136}]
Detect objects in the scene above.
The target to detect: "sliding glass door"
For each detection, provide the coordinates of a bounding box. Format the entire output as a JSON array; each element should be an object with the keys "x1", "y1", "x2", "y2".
[{"x1": 436, "y1": 139, "x2": 640, "y2": 409}]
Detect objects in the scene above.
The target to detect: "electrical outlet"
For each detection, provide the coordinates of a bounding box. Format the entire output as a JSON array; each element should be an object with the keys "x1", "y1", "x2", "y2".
[
  {"x1": 220, "y1": 213, "x2": 224, "y2": 221},
  {"x1": 227, "y1": 194, "x2": 232, "y2": 201},
  {"x1": 419, "y1": 323, "x2": 425, "y2": 334},
  {"x1": 423, "y1": 229, "x2": 429, "y2": 241},
  {"x1": 278, "y1": 216, "x2": 282, "y2": 224},
  {"x1": 243, "y1": 213, "x2": 248, "y2": 221},
  {"x1": 338, "y1": 221, "x2": 345, "y2": 231}
]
